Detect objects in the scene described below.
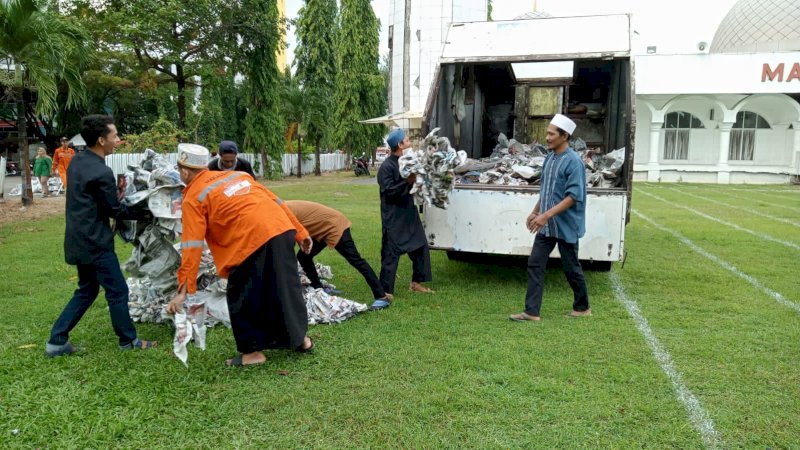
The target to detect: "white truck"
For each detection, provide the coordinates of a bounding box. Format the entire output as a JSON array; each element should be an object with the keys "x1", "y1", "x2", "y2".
[{"x1": 422, "y1": 14, "x2": 634, "y2": 270}]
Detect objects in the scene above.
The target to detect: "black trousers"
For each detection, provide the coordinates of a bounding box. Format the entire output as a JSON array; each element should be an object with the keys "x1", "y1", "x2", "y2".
[
  {"x1": 227, "y1": 230, "x2": 308, "y2": 353},
  {"x1": 524, "y1": 235, "x2": 589, "y2": 316},
  {"x1": 296, "y1": 228, "x2": 386, "y2": 299},
  {"x1": 379, "y1": 234, "x2": 432, "y2": 295}
]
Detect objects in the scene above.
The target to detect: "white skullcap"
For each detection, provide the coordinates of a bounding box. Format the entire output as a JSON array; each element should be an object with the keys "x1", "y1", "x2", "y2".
[
  {"x1": 177, "y1": 143, "x2": 210, "y2": 169},
  {"x1": 550, "y1": 114, "x2": 577, "y2": 135}
]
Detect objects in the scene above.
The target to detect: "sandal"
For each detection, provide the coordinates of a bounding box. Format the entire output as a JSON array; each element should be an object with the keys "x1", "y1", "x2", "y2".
[
  {"x1": 296, "y1": 337, "x2": 315, "y2": 354},
  {"x1": 409, "y1": 282, "x2": 434, "y2": 293},
  {"x1": 509, "y1": 312, "x2": 541, "y2": 322},
  {"x1": 370, "y1": 298, "x2": 391, "y2": 310},
  {"x1": 120, "y1": 339, "x2": 158, "y2": 350},
  {"x1": 45, "y1": 342, "x2": 81, "y2": 358},
  {"x1": 225, "y1": 354, "x2": 266, "y2": 367}
]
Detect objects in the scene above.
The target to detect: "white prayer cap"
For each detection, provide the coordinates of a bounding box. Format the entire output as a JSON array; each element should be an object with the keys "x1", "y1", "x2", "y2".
[
  {"x1": 177, "y1": 143, "x2": 210, "y2": 169},
  {"x1": 550, "y1": 114, "x2": 577, "y2": 135}
]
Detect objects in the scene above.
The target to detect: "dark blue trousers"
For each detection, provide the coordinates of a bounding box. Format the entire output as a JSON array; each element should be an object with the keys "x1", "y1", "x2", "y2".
[
  {"x1": 49, "y1": 250, "x2": 137, "y2": 346},
  {"x1": 524, "y1": 235, "x2": 589, "y2": 316}
]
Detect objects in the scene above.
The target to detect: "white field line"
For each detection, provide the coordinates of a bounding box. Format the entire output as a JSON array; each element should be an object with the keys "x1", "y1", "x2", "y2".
[
  {"x1": 609, "y1": 271, "x2": 722, "y2": 449},
  {"x1": 664, "y1": 186, "x2": 800, "y2": 229},
  {"x1": 699, "y1": 190, "x2": 800, "y2": 214},
  {"x1": 636, "y1": 189, "x2": 800, "y2": 251},
  {"x1": 640, "y1": 184, "x2": 800, "y2": 194},
  {"x1": 633, "y1": 209, "x2": 800, "y2": 313}
]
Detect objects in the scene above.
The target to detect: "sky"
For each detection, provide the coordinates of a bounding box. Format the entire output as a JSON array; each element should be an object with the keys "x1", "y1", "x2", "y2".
[{"x1": 284, "y1": 0, "x2": 741, "y2": 68}]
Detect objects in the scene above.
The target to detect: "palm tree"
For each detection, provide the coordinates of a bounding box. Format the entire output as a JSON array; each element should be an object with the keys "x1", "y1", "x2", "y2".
[{"x1": 0, "y1": 0, "x2": 90, "y2": 205}]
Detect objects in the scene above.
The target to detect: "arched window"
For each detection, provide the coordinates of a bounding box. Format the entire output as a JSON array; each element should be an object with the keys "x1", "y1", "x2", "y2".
[
  {"x1": 662, "y1": 111, "x2": 704, "y2": 160},
  {"x1": 729, "y1": 111, "x2": 770, "y2": 161}
]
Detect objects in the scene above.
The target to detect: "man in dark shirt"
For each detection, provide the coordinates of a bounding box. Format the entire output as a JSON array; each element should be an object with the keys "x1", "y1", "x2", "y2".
[
  {"x1": 376, "y1": 128, "x2": 433, "y2": 305},
  {"x1": 45, "y1": 115, "x2": 157, "y2": 357},
  {"x1": 207, "y1": 140, "x2": 255, "y2": 178}
]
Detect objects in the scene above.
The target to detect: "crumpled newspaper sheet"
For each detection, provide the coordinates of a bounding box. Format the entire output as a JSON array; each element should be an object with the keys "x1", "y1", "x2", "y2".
[
  {"x1": 454, "y1": 133, "x2": 625, "y2": 188},
  {"x1": 398, "y1": 127, "x2": 467, "y2": 209}
]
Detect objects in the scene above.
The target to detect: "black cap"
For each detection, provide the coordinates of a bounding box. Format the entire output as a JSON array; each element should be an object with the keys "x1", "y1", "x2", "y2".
[{"x1": 218, "y1": 140, "x2": 238, "y2": 155}]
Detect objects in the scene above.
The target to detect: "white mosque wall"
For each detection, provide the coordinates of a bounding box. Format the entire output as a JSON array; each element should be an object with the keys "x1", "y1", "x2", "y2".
[{"x1": 387, "y1": 0, "x2": 486, "y2": 113}]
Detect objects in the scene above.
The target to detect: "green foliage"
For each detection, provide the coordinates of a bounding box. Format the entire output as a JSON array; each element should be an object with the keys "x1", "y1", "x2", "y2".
[
  {"x1": 0, "y1": 0, "x2": 91, "y2": 115},
  {"x1": 295, "y1": 0, "x2": 338, "y2": 152},
  {"x1": 487, "y1": 0, "x2": 493, "y2": 21},
  {"x1": 334, "y1": 0, "x2": 386, "y2": 155},
  {"x1": 237, "y1": 0, "x2": 286, "y2": 180},
  {"x1": 185, "y1": 68, "x2": 244, "y2": 149},
  {"x1": 71, "y1": 0, "x2": 241, "y2": 129},
  {"x1": 115, "y1": 117, "x2": 183, "y2": 154}
]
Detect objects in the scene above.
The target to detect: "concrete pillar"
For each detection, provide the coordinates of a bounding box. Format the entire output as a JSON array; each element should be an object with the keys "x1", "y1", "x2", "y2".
[
  {"x1": 647, "y1": 122, "x2": 662, "y2": 182},
  {"x1": 717, "y1": 122, "x2": 734, "y2": 184}
]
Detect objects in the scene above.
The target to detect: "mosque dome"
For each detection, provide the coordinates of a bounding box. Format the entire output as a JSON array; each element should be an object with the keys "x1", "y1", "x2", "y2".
[{"x1": 710, "y1": 0, "x2": 800, "y2": 53}]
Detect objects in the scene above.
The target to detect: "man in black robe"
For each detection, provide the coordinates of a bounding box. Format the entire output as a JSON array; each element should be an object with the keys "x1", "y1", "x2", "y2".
[{"x1": 376, "y1": 128, "x2": 433, "y2": 308}]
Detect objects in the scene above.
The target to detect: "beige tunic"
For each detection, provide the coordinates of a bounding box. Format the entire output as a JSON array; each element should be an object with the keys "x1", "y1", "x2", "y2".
[{"x1": 286, "y1": 200, "x2": 352, "y2": 248}]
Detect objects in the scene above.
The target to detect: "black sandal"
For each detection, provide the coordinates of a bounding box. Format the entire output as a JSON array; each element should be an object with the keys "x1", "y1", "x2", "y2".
[{"x1": 296, "y1": 338, "x2": 315, "y2": 353}]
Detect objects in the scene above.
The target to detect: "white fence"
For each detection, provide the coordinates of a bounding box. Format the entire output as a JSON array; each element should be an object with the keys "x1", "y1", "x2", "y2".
[{"x1": 104, "y1": 152, "x2": 348, "y2": 177}]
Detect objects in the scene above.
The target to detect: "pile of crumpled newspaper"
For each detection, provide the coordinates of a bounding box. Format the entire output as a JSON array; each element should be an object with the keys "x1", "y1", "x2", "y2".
[
  {"x1": 117, "y1": 149, "x2": 368, "y2": 366},
  {"x1": 454, "y1": 133, "x2": 625, "y2": 188},
  {"x1": 399, "y1": 128, "x2": 467, "y2": 208},
  {"x1": 8, "y1": 177, "x2": 64, "y2": 196}
]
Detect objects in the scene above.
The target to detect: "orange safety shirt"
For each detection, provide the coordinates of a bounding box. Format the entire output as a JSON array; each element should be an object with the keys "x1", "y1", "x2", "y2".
[
  {"x1": 52, "y1": 145, "x2": 75, "y2": 174},
  {"x1": 285, "y1": 200, "x2": 352, "y2": 248},
  {"x1": 176, "y1": 170, "x2": 309, "y2": 294}
]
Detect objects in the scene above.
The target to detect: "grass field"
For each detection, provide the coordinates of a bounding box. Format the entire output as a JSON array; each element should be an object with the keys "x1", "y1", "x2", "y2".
[{"x1": 1, "y1": 174, "x2": 798, "y2": 448}]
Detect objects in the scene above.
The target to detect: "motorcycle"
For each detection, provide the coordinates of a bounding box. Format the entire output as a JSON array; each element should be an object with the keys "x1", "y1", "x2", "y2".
[
  {"x1": 5, "y1": 161, "x2": 20, "y2": 176},
  {"x1": 352, "y1": 155, "x2": 370, "y2": 177}
]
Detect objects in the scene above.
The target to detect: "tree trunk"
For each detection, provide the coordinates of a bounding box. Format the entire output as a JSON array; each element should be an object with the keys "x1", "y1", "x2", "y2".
[
  {"x1": 314, "y1": 137, "x2": 321, "y2": 176},
  {"x1": 17, "y1": 90, "x2": 33, "y2": 207},
  {"x1": 176, "y1": 63, "x2": 186, "y2": 129},
  {"x1": 296, "y1": 124, "x2": 302, "y2": 178}
]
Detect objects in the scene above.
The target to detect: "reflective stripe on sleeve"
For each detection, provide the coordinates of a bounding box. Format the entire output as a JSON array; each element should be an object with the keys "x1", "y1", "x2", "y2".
[{"x1": 181, "y1": 240, "x2": 205, "y2": 249}]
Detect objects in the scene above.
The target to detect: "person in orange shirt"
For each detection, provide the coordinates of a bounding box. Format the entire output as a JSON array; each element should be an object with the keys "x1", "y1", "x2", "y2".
[
  {"x1": 52, "y1": 136, "x2": 75, "y2": 190},
  {"x1": 166, "y1": 144, "x2": 314, "y2": 367}
]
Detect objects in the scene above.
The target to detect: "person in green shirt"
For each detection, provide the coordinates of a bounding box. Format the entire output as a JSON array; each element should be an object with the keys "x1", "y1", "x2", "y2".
[{"x1": 33, "y1": 148, "x2": 53, "y2": 197}]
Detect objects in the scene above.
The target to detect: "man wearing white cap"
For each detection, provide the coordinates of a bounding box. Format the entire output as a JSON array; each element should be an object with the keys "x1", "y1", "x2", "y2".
[
  {"x1": 167, "y1": 143, "x2": 315, "y2": 366},
  {"x1": 510, "y1": 113, "x2": 590, "y2": 322}
]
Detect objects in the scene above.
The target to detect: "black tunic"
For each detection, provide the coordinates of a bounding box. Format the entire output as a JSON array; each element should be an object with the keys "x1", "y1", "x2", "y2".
[
  {"x1": 377, "y1": 154, "x2": 427, "y2": 252},
  {"x1": 63, "y1": 150, "x2": 144, "y2": 265},
  {"x1": 208, "y1": 156, "x2": 255, "y2": 178}
]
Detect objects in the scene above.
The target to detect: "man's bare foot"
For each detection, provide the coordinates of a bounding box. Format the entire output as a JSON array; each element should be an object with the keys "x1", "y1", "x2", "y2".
[
  {"x1": 566, "y1": 308, "x2": 592, "y2": 318},
  {"x1": 225, "y1": 351, "x2": 266, "y2": 367},
  {"x1": 509, "y1": 312, "x2": 541, "y2": 322},
  {"x1": 385, "y1": 293, "x2": 394, "y2": 301},
  {"x1": 409, "y1": 282, "x2": 434, "y2": 293}
]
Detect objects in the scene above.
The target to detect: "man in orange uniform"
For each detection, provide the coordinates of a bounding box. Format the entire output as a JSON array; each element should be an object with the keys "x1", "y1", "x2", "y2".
[
  {"x1": 51, "y1": 137, "x2": 75, "y2": 189},
  {"x1": 166, "y1": 144, "x2": 315, "y2": 367},
  {"x1": 286, "y1": 200, "x2": 392, "y2": 310}
]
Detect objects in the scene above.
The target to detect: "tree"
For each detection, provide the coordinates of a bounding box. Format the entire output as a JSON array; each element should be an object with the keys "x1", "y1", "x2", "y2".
[
  {"x1": 334, "y1": 0, "x2": 386, "y2": 160},
  {"x1": 295, "y1": 0, "x2": 337, "y2": 176},
  {"x1": 75, "y1": 0, "x2": 241, "y2": 130},
  {"x1": 0, "y1": 0, "x2": 90, "y2": 206},
  {"x1": 236, "y1": 0, "x2": 285, "y2": 179}
]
